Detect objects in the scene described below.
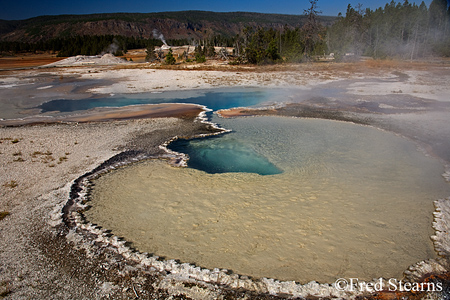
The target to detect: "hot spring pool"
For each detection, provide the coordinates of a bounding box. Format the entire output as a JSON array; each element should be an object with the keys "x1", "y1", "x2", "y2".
[
  {"x1": 86, "y1": 116, "x2": 450, "y2": 283},
  {"x1": 37, "y1": 88, "x2": 281, "y2": 113}
]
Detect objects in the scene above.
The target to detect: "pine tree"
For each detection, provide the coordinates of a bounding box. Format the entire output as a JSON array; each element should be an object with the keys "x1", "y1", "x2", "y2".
[
  {"x1": 165, "y1": 48, "x2": 176, "y2": 65},
  {"x1": 206, "y1": 44, "x2": 216, "y2": 57},
  {"x1": 194, "y1": 45, "x2": 206, "y2": 62},
  {"x1": 429, "y1": 0, "x2": 450, "y2": 38}
]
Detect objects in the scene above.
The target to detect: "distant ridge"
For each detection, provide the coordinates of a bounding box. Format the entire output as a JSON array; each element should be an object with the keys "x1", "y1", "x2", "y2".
[{"x1": 0, "y1": 11, "x2": 336, "y2": 43}]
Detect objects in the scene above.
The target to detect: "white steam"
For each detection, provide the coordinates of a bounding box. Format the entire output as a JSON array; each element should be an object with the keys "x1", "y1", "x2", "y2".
[
  {"x1": 103, "y1": 38, "x2": 120, "y2": 55},
  {"x1": 105, "y1": 43, "x2": 119, "y2": 54},
  {"x1": 153, "y1": 29, "x2": 168, "y2": 46}
]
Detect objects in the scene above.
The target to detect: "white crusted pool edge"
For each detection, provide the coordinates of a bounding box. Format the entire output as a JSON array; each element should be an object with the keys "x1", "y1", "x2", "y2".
[
  {"x1": 61, "y1": 180, "x2": 450, "y2": 299},
  {"x1": 50, "y1": 111, "x2": 450, "y2": 299}
]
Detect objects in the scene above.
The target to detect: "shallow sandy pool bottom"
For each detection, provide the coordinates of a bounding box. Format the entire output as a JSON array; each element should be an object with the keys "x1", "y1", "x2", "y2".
[{"x1": 86, "y1": 117, "x2": 450, "y2": 283}]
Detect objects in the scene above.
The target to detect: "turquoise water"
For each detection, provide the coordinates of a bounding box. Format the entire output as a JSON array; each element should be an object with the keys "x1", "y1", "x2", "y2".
[
  {"x1": 37, "y1": 88, "x2": 279, "y2": 113},
  {"x1": 168, "y1": 134, "x2": 282, "y2": 175}
]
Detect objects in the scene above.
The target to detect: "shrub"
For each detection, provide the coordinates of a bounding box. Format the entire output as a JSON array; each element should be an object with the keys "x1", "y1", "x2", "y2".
[
  {"x1": 195, "y1": 54, "x2": 206, "y2": 63},
  {"x1": 4, "y1": 181, "x2": 17, "y2": 188},
  {"x1": 0, "y1": 211, "x2": 10, "y2": 221},
  {"x1": 165, "y1": 48, "x2": 176, "y2": 65}
]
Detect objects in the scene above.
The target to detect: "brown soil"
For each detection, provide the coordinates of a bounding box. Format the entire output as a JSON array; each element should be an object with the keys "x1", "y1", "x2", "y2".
[
  {"x1": 0, "y1": 103, "x2": 204, "y2": 126},
  {"x1": 113, "y1": 56, "x2": 450, "y2": 74},
  {"x1": 0, "y1": 53, "x2": 65, "y2": 70}
]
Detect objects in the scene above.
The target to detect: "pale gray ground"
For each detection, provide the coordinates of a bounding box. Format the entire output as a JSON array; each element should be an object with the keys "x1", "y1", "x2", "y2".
[{"x1": 1, "y1": 61, "x2": 450, "y2": 299}]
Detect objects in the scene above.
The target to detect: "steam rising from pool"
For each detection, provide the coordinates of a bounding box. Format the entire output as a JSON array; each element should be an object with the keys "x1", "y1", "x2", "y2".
[{"x1": 86, "y1": 116, "x2": 450, "y2": 283}]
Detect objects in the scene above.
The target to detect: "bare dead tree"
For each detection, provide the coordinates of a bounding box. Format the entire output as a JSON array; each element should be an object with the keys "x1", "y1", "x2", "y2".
[
  {"x1": 219, "y1": 47, "x2": 229, "y2": 60},
  {"x1": 302, "y1": 0, "x2": 322, "y2": 56}
]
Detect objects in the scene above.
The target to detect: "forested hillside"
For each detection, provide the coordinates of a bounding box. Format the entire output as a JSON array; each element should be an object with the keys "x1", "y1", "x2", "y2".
[
  {"x1": 0, "y1": 11, "x2": 335, "y2": 43},
  {"x1": 0, "y1": 10, "x2": 335, "y2": 57},
  {"x1": 0, "y1": 0, "x2": 448, "y2": 62}
]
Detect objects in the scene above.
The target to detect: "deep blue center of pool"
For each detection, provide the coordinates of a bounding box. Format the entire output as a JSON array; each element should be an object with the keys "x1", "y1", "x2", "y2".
[{"x1": 168, "y1": 134, "x2": 282, "y2": 175}]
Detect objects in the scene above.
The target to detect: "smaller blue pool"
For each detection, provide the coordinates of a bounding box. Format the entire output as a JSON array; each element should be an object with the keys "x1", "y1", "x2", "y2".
[
  {"x1": 37, "y1": 88, "x2": 277, "y2": 113},
  {"x1": 38, "y1": 88, "x2": 291, "y2": 175}
]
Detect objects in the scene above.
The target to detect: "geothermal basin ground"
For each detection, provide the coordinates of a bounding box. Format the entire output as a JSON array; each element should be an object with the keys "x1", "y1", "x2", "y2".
[{"x1": 1, "y1": 57, "x2": 450, "y2": 299}]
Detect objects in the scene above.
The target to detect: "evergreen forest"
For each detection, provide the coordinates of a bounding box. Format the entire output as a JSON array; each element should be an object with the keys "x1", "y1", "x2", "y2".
[
  {"x1": 0, "y1": 0, "x2": 448, "y2": 64},
  {"x1": 236, "y1": 0, "x2": 450, "y2": 63}
]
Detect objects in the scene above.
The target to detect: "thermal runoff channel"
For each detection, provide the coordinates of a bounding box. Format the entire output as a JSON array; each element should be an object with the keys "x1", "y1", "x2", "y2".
[{"x1": 86, "y1": 116, "x2": 450, "y2": 283}]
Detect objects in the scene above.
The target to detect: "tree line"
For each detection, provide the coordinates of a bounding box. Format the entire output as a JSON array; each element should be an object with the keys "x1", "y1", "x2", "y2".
[
  {"x1": 328, "y1": 0, "x2": 450, "y2": 59},
  {"x1": 230, "y1": 0, "x2": 326, "y2": 64},
  {"x1": 1, "y1": 0, "x2": 448, "y2": 63},
  {"x1": 0, "y1": 35, "x2": 165, "y2": 57},
  {"x1": 0, "y1": 34, "x2": 236, "y2": 58},
  {"x1": 236, "y1": 0, "x2": 449, "y2": 63}
]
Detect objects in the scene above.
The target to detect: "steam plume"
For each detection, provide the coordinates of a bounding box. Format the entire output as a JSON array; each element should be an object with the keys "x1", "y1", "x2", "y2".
[
  {"x1": 153, "y1": 29, "x2": 168, "y2": 46},
  {"x1": 102, "y1": 38, "x2": 120, "y2": 55}
]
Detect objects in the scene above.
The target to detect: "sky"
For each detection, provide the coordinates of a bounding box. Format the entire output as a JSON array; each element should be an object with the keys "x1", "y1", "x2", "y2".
[{"x1": 0, "y1": 0, "x2": 435, "y2": 21}]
